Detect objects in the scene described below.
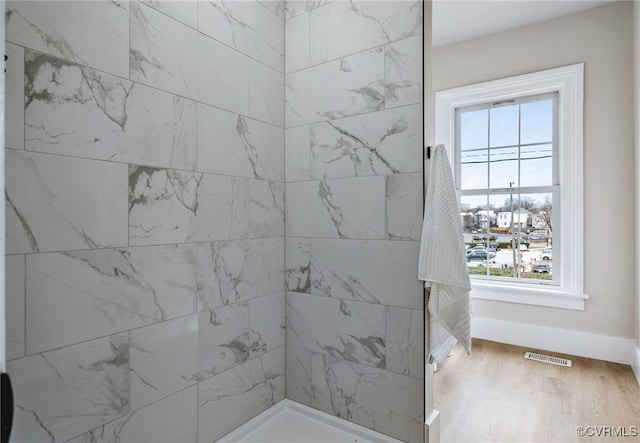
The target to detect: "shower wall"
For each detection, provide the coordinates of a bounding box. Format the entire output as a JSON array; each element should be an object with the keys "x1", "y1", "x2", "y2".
[
  {"x1": 283, "y1": 2, "x2": 425, "y2": 442},
  {"x1": 4, "y1": 1, "x2": 285, "y2": 442}
]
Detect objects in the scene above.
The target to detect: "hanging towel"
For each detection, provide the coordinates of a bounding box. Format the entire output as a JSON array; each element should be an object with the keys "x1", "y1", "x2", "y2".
[{"x1": 418, "y1": 144, "x2": 471, "y2": 364}]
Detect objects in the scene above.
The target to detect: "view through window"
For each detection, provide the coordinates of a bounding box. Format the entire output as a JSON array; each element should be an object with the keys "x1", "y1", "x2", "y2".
[{"x1": 456, "y1": 93, "x2": 558, "y2": 284}]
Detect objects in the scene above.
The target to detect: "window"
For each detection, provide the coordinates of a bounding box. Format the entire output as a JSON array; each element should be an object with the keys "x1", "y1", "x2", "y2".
[
  {"x1": 435, "y1": 64, "x2": 587, "y2": 310},
  {"x1": 457, "y1": 93, "x2": 557, "y2": 284}
]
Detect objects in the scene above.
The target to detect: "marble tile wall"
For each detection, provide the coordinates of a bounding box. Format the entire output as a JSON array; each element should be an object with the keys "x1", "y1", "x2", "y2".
[
  {"x1": 5, "y1": 1, "x2": 285, "y2": 442},
  {"x1": 5, "y1": 1, "x2": 424, "y2": 442},
  {"x1": 283, "y1": 1, "x2": 425, "y2": 442}
]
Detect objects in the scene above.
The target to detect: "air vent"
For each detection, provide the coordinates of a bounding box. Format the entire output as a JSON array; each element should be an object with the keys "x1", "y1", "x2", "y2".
[{"x1": 524, "y1": 352, "x2": 572, "y2": 367}]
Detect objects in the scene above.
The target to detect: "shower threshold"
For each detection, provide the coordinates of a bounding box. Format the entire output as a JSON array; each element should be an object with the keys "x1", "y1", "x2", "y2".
[{"x1": 216, "y1": 399, "x2": 403, "y2": 443}]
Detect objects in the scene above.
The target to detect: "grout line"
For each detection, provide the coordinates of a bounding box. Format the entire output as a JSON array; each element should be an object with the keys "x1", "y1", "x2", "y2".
[
  {"x1": 284, "y1": 101, "x2": 424, "y2": 131},
  {"x1": 16, "y1": 289, "x2": 288, "y2": 361},
  {"x1": 7, "y1": 237, "x2": 420, "y2": 258},
  {"x1": 22, "y1": 254, "x2": 26, "y2": 360},
  {"x1": 284, "y1": 32, "x2": 424, "y2": 77},
  {"x1": 13, "y1": 143, "x2": 286, "y2": 182}
]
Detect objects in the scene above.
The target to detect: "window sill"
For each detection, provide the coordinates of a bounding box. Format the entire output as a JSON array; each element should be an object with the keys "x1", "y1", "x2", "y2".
[{"x1": 470, "y1": 280, "x2": 588, "y2": 310}]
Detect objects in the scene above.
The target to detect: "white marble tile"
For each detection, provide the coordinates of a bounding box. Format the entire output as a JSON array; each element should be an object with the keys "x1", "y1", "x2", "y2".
[
  {"x1": 259, "y1": 0, "x2": 286, "y2": 20},
  {"x1": 285, "y1": 125, "x2": 311, "y2": 182},
  {"x1": 129, "y1": 167, "x2": 242, "y2": 245},
  {"x1": 5, "y1": 150, "x2": 128, "y2": 254},
  {"x1": 285, "y1": 11, "x2": 310, "y2": 74},
  {"x1": 285, "y1": 0, "x2": 332, "y2": 20},
  {"x1": 196, "y1": 238, "x2": 284, "y2": 311},
  {"x1": 249, "y1": 180, "x2": 285, "y2": 238},
  {"x1": 26, "y1": 244, "x2": 196, "y2": 354},
  {"x1": 197, "y1": 347, "x2": 285, "y2": 443},
  {"x1": 249, "y1": 293, "x2": 285, "y2": 358},
  {"x1": 141, "y1": 0, "x2": 198, "y2": 28},
  {"x1": 385, "y1": 35, "x2": 423, "y2": 109},
  {"x1": 69, "y1": 386, "x2": 197, "y2": 443},
  {"x1": 200, "y1": 174, "x2": 249, "y2": 241},
  {"x1": 130, "y1": 2, "x2": 249, "y2": 114},
  {"x1": 130, "y1": 314, "x2": 199, "y2": 411},
  {"x1": 198, "y1": 0, "x2": 284, "y2": 73},
  {"x1": 5, "y1": 255, "x2": 25, "y2": 361},
  {"x1": 6, "y1": 1, "x2": 129, "y2": 77},
  {"x1": 285, "y1": 177, "x2": 387, "y2": 239},
  {"x1": 311, "y1": 354, "x2": 423, "y2": 443},
  {"x1": 386, "y1": 173, "x2": 423, "y2": 241},
  {"x1": 285, "y1": 344, "x2": 312, "y2": 406},
  {"x1": 286, "y1": 292, "x2": 386, "y2": 368},
  {"x1": 408, "y1": 309, "x2": 424, "y2": 379},
  {"x1": 310, "y1": 239, "x2": 423, "y2": 309},
  {"x1": 7, "y1": 334, "x2": 129, "y2": 443},
  {"x1": 386, "y1": 307, "x2": 424, "y2": 377},
  {"x1": 130, "y1": 303, "x2": 249, "y2": 410},
  {"x1": 241, "y1": 237, "x2": 285, "y2": 299},
  {"x1": 24, "y1": 51, "x2": 196, "y2": 170},
  {"x1": 285, "y1": 48, "x2": 384, "y2": 127},
  {"x1": 5, "y1": 42, "x2": 24, "y2": 150},
  {"x1": 309, "y1": 1, "x2": 422, "y2": 65},
  {"x1": 198, "y1": 304, "x2": 250, "y2": 381},
  {"x1": 285, "y1": 237, "x2": 310, "y2": 293},
  {"x1": 197, "y1": 104, "x2": 284, "y2": 181},
  {"x1": 230, "y1": 177, "x2": 251, "y2": 240},
  {"x1": 249, "y1": 60, "x2": 285, "y2": 127},
  {"x1": 197, "y1": 240, "x2": 252, "y2": 310},
  {"x1": 309, "y1": 104, "x2": 423, "y2": 180}
]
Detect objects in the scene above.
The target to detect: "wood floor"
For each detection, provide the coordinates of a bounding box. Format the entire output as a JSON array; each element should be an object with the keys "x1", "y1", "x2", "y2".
[{"x1": 434, "y1": 339, "x2": 640, "y2": 443}]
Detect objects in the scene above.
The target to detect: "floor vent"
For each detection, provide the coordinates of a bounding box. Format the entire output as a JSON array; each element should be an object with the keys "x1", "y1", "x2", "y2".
[{"x1": 524, "y1": 352, "x2": 572, "y2": 367}]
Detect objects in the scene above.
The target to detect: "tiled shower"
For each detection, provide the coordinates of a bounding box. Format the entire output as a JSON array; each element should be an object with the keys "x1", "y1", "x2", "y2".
[{"x1": 4, "y1": 1, "x2": 424, "y2": 442}]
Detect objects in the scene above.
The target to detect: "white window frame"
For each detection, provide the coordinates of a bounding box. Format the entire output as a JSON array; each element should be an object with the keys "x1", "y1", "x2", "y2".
[{"x1": 435, "y1": 64, "x2": 587, "y2": 310}]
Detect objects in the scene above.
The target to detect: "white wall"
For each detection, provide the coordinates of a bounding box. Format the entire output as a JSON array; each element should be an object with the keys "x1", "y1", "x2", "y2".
[
  {"x1": 433, "y1": 3, "x2": 635, "y2": 351},
  {"x1": 634, "y1": 0, "x2": 640, "y2": 380}
]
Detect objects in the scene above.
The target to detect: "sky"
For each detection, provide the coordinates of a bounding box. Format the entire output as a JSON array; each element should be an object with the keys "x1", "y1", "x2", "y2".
[{"x1": 458, "y1": 96, "x2": 555, "y2": 211}]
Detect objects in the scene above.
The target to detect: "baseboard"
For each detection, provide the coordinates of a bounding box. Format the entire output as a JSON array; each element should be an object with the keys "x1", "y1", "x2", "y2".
[
  {"x1": 471, "y1": 316, "x2": 636, "y2": 365},
  {"x1": 633, "y1": 343, "x2": 640, "y2": 386}
]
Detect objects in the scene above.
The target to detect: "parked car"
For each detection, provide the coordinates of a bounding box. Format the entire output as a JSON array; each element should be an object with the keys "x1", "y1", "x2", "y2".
[
  {"x1": 533, "y1": 263, "x2": 551, "y2": 273},
  {"x1": 467, "y1": 250, "x2": 489, "y2": 261},
  {"x1": 540, "y1": 248, "x2": 552, "y2": 260},
  {"x1": 487, "y1": 243, "x2": 500, "y2": 252},
  {"x1": 467, "y1": 245, "x2": 496, "y2": 257}
]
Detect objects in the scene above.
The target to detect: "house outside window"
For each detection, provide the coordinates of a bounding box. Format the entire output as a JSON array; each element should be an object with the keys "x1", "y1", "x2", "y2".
[{"x1": 435, "y1": 64, "x2": 587, "y2": 310}]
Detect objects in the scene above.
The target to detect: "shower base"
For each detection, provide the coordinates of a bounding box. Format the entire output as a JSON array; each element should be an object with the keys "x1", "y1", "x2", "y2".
[{"x1": 216, "y1": 399, "x2": 403, "y2": 443}]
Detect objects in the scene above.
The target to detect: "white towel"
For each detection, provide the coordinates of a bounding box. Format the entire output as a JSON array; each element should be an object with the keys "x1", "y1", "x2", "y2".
[{"x1": 418, "y1": 144, "x2": 471, "y2": 364}]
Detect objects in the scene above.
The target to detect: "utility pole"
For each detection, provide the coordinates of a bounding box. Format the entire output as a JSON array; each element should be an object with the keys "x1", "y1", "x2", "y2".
[{"x1": 510, "y1": 182, "x2": 517, "y2": 278}]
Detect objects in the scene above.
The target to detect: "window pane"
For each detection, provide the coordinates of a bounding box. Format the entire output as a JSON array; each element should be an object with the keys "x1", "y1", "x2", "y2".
[
  {"x1": 460, "y1": 195, "x2": 488, "y2": 234},
  {"x1": 519, "y1": 193, "x2": 553, "y2": 282},
  {"x1": 460, "y1": 149, "x2": 488, "y2": 190},
  {"x1": 488, "y1": 194, "x2": 519, "y2": 279},
  {"x1": 489, "y1": 104, "x2": 518, "y2": 147},
  {"x1": 460, "y1": 109, "x2": 488, "y2": 151},
  {"x1": 520, "y1": 144, "x2": 553, "y2": 187},
  {"x1": 521, "y1": 99, "x2": 553, "y2": 144},
  {"x1": 461, "y1": 195, "x2": 491, "y2": 277},
  {"x1": 489, "y1": 147, "x2": 518, "y2": 188}
]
